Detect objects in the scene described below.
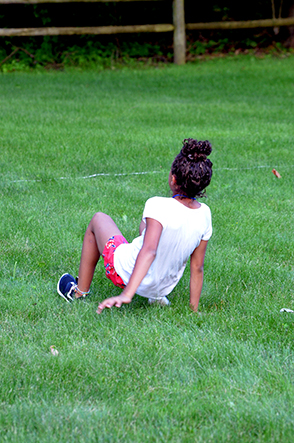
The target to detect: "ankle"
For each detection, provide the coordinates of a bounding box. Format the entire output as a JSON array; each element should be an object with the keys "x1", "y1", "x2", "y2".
[{"x1": 74, "y1": 286, "x2": 90, "y2": 299}]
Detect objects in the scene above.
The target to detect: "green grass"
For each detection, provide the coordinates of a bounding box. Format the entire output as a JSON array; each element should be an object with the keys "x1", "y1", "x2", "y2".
[{"x1": 0, "y1": 56, "x2": 294, "y2": 442}]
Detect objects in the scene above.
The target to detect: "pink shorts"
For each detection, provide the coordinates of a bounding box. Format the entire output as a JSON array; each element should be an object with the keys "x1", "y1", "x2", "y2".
[{"x1": 102, "y1": 235, "x2": 129, "y2": 289}]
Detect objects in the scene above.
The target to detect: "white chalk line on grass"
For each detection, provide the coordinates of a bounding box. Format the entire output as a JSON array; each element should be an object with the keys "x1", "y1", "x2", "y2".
[
  {"x1": 216, "y1": 165, "x2": 294, "y2": 171},
  {"x1": 10, "y1": 170, "x2": 163, "y2": 183},
  {"x1": 7, "y1": 164, "x2": 294, "y2": 184}
]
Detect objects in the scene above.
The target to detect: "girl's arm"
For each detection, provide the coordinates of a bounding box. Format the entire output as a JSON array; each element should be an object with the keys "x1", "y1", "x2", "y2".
[
  {"x1": 97, "y1": 217, "x2": 163, "y2": 313},
  {"x1": 189, "y1": 240, "x2": 209, "y2": 312},
  {"x1": 139, "y1": 219, "x2": 146, "y2": 235}
]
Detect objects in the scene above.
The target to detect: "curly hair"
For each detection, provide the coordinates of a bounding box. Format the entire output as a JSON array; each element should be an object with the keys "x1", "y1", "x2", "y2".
[{"x1": 171, "y1": 138, "x2": 213, "y2": 198}]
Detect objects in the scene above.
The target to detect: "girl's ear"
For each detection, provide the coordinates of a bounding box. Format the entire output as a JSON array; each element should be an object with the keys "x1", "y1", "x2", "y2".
[{"x1": 171, "y1": 175, "x2": 177, "y2": 185}]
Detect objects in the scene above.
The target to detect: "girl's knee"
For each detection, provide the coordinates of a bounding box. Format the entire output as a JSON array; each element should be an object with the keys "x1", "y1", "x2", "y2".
[
  {"x1": 89, "y1": 212, "x2": 122, "y2": 251},
  {"x1": 90, "y1": 212, "x2": 117, "y2": 231},
  {"x1": 92, "y1": 211, "x2": 106, "y2": 221},
  {"x1": 90, "y1": 212, "x2": 108, "y2": 227}
]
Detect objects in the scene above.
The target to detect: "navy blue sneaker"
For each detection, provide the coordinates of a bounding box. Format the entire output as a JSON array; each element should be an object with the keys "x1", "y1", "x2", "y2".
[{"x1": 57, "y1": 273, "x2": 77, "y2": 302}]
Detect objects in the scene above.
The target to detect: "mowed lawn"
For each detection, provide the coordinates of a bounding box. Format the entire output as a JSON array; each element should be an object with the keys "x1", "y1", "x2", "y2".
[{"x1": 0, "y1": 56, "x2": 294, "y2": 442}]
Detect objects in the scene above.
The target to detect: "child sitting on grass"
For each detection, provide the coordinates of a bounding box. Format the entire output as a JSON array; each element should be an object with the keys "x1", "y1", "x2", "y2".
[{"x1": 57, "y1": 138, "x2": 213, "y2": 313}]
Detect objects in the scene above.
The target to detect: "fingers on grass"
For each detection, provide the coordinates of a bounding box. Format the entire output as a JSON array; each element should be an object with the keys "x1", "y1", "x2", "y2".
[{"x1": 97, "y1": 297, "x2": 120, "y2": 313}]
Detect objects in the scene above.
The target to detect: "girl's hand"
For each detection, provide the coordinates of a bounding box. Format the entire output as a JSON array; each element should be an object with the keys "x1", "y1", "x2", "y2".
[{"x1": 96, "y1": 293, "x2": 133, "y2": 314}]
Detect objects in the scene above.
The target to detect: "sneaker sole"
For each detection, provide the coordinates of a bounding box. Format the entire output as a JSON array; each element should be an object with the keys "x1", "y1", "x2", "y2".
[{"x1": 148, "y1": 297, "x2": 170, "y2": 306}]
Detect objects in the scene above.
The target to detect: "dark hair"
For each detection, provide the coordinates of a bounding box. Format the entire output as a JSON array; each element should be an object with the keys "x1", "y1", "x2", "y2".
[{"x1": 171, "y1": 138, "x2": 213, "y2": 198}]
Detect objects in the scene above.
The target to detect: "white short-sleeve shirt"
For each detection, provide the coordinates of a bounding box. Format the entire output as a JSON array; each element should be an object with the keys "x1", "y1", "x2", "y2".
[{"x1": 114, "y1": 197, "x2": 212, "y2": 299}]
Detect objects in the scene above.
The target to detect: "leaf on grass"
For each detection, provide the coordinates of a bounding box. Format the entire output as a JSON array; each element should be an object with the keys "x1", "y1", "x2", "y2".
[{"x1": 272, "y1": 169, "x2": 281, "y2": 178}]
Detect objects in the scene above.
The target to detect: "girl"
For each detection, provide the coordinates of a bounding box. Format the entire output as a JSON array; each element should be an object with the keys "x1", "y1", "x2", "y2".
[{"x1": 57, "y1": 138, "x2": 213, "y2": 313}]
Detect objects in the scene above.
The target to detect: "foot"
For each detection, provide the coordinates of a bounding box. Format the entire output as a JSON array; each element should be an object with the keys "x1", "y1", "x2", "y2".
[
  {"x1": 148, "y1": 296, "x2": 170, "y2": 307},
  {"x1": 57, "y1": 273, "x2": 77, "y2": 302}
]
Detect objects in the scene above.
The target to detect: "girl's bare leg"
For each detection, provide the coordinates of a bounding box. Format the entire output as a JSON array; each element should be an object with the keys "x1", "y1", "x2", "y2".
[{"x1": 76, "y1": 212, "x2": 123, "y2": 295}]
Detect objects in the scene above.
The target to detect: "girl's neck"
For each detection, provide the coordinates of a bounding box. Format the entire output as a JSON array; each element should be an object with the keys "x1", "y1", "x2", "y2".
[
  {"x1": 172, "y1": 194, "x2": 201, "y2": 209},
  {"x1": 172, "y1": 194, "x2": 196, "y2": 200}
]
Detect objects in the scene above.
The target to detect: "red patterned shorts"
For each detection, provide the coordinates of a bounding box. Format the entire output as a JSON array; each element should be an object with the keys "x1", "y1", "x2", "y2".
[{"x1": 102, "y1": 235, "x2": 129, "y2": 288}]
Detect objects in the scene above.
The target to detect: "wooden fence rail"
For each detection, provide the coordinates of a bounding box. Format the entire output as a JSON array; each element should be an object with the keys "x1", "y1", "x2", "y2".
[
  {"x1": 0, "y1": 0, "x2": 294, "y2": 64},
  {"x1": 0, "y1": 0, "x2": 165, "y2": 2},
  {"x1": 186, "y1": 17, "x2": 294, "y2": 31},
  {"x1": 0, "y1": 24, "x2": 175, "y2": 37},
  {"x1": 0, "y1": 0, "x2": 164, "y2": 2}
]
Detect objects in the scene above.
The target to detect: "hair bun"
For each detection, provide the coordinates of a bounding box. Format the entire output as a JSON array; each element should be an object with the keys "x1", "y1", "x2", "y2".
[{"x1": 181, "y1": 138, "x2": 212, "y2": 161}]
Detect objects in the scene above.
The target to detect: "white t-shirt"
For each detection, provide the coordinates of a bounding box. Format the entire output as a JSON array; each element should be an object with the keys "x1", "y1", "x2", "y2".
[{"x1": 114, "y1": 196, "x2": 212, "y2": 299}]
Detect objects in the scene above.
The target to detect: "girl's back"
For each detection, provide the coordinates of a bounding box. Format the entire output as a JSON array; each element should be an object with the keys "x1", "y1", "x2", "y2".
[{"x1": 114, "y1": 196, "x2": 212, "y2": 299}]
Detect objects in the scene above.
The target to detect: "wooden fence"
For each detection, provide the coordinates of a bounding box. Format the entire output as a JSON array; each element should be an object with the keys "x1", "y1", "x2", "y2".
[{"x1": 1, "y1": 0, "x2": 294, "y2": 64}]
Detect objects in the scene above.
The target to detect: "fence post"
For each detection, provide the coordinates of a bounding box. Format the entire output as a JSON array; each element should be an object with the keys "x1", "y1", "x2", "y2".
[{"x1": 173, "y1": 0, "x2": 186, "y2": 64}]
